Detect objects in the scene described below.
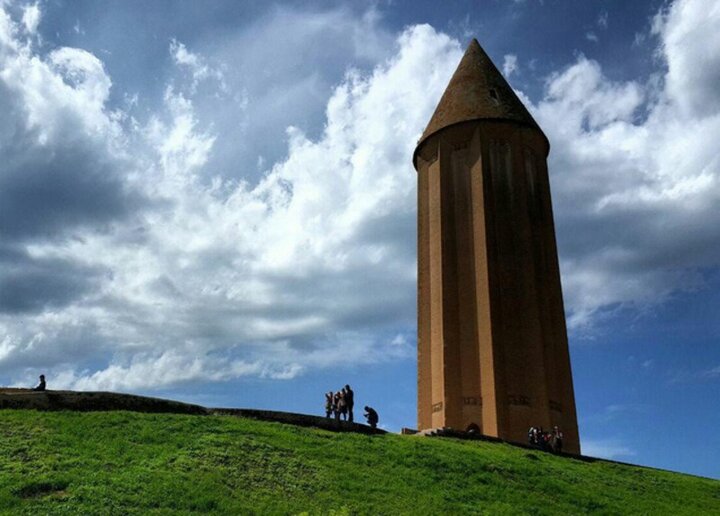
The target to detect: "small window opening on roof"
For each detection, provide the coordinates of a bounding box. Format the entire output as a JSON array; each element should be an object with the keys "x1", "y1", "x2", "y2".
[{"x1": 489, "y1": 88, "x2": 499, "y2": 103}]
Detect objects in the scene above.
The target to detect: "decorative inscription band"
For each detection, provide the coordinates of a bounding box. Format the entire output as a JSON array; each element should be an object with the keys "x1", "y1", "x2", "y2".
[{"x1": 508, "y1": 395, "x2": 530, "y2": 406}]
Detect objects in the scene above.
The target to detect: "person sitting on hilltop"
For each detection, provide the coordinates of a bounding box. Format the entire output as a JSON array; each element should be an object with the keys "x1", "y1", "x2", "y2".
[
  {"x1": 344, "y1": 384, "x2": 354, "y2": 423},
  {"x1": 32, "y1": 374, "x2": 46, "y2": 392},
  {"x1": 364, "y1": 406, "x2": 378, "y2": 429}
]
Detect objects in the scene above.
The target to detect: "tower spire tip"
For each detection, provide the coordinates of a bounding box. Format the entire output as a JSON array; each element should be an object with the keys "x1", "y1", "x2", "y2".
[{"x1": 416, "y1": 37, "x2": 544, "y2": 149}]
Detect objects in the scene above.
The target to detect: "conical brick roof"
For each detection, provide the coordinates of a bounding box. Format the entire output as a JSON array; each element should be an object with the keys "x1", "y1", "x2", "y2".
[{"x1": 416, "y1": 39, "x2": 545, "y2": 149}]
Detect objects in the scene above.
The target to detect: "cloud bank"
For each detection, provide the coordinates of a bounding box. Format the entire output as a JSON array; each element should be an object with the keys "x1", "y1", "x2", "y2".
[
  {"x1": 536, "y1": 0, "x2": 720, "y2": 327},
  {"x1": 0, "y1": 0, "x2": 718, "y2": 390},
  {"x1": 0, "y1": 5, "x2": 456, "y2": 389}
]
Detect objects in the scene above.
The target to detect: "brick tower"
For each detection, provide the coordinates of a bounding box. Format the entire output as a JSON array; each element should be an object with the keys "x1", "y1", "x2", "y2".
[{"x1": 414, "y1": 39, "x2": 580, "y2": 453}]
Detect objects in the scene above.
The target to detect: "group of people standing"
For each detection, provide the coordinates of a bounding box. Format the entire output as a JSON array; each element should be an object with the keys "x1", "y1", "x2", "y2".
[
  {"x1": 325, "y1": 385, "x2": 355, "y2": 422},
  {"x1": 324, "y1": 385, "x2": 380, "y2": 429},
  {"x1": 528, "y1": 425, "x2": 563, "y2": 454}
]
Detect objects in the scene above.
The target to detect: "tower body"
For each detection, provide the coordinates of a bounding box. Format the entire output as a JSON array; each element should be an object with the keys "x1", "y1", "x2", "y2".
[{"x1": 414, "y1": 40, "x2": 580, "y2": 454}]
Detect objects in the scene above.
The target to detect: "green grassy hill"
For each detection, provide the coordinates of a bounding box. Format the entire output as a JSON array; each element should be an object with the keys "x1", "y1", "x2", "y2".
[{"x1": 0, "y1": 410, "x2": 717, "y2": 515}]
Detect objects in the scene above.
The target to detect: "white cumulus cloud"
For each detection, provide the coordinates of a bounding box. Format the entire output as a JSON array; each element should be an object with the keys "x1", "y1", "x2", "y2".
[
  {"x1": 582, "y1": 438, "x2": 636, "y2": 460},
  {"x1": 530, "y1": 0, "x2": 720, "y2": 328},
  {"x1": 502, "y1": 53, "x2": 518, "y2": 77},
  {"x1": 0, "y1": 0, "x2": 719, "y2": 392},
  {"x1": 0, "y1": 2, "x2": 456, "y2": 391}
]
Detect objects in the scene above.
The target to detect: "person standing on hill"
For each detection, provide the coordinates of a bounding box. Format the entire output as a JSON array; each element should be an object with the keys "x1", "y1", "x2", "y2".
[
  {"x1": 324, "y1": 391, "x2": 334, "y2": 418},
  {"x1": 33, "y1": 374, "x2": 46, "y2": 391},
  {"x1": 344, "y1": 384, "x2": 354, "y2": 423},
  {"x1": 333, "y1": 391, "x2": 342, "y2": 421},
  {"x1": 337, "y1": 390, "x2": 348, "y2": 421},
  {"x1": 552, "y1": 426, "x2": 563, "y2": 454},
  {"x1": 528, "y1": 426, "x2": 537, "y2": 446},
  {"x1": 364, "y1": 406, "x2": 378, "y2": 429}
]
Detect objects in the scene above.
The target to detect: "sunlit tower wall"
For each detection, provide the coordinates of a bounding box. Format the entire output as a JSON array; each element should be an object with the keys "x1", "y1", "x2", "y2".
[{"x1": 413, "y1": 39, "x2": 580, "y2": 454}]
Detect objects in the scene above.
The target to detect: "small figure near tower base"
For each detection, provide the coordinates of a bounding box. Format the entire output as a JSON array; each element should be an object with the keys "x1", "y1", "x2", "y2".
[{"x1": 413, "y1": 39, "x2": 580, "y2": 454}]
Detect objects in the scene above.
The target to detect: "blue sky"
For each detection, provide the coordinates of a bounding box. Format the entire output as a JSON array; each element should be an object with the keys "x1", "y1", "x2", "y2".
[{"x1": 1, "y1": 0, "x2": 719, "y2": 479}]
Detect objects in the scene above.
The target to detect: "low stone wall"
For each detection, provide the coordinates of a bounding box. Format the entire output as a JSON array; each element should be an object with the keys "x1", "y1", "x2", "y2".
[
  {"x1": 211, "y1": 408, "x2": 386, "y2": 435},
  {"x1": 414, "y1": 426, "x2": 598, "y2": 463},
  {"x1": 0, "y1": 390, "x2": 208, "y2": 415},
  {"x1": 0, "y1": 389, "x2": 385, "y2": 435}
]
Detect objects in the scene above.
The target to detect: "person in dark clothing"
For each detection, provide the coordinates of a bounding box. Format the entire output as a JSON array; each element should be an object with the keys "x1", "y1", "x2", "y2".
[
  {"x1": 325, "y1": 391, "x2": 334, "y2": 418},
  {"x1": 344, "y1": 384, "x2": 354, "y2": 423},
  {"x1": 535, "y1": 426, "x2": 546, "y2": 450},
  {"x1": 33, "y1": 374, "x2": 46, "y2": 391},
  {"x1": 541, "y1": 428, "x2": 553, "y2": 451},
  {"x1": 364, "y1": 406, "x2": 378, "y2": 429}
]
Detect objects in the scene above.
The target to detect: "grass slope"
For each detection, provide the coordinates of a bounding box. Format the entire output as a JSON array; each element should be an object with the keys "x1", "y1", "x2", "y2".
[{"x1": 0, "y1": 410, "x2": 717, "y2": 515}]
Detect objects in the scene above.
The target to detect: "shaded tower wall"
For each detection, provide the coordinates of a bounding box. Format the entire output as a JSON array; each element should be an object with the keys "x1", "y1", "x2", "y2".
[{"x1": 415, "y1": 120, "x2": 580, "y2": 454}]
